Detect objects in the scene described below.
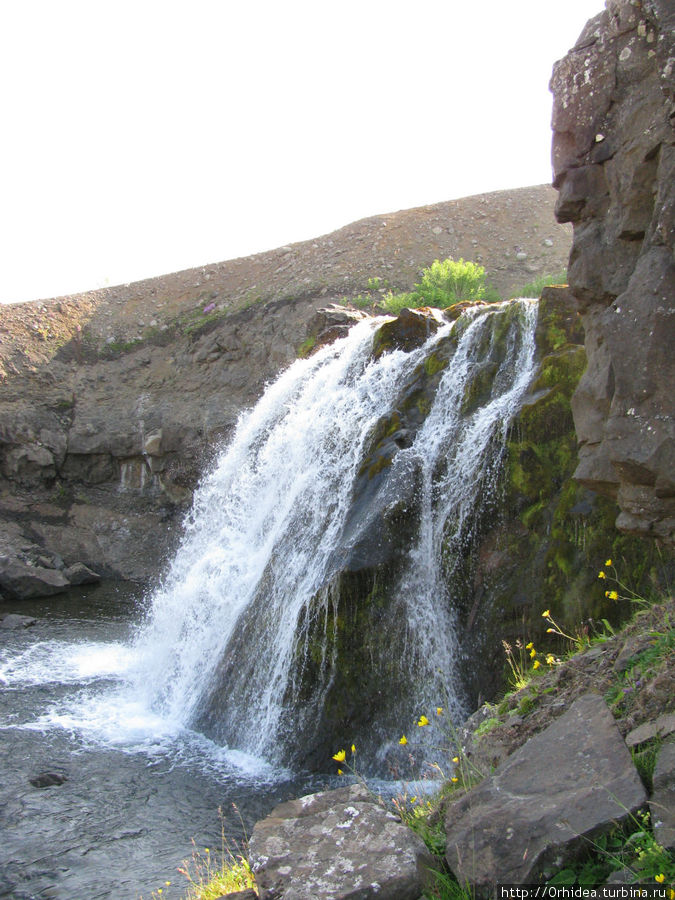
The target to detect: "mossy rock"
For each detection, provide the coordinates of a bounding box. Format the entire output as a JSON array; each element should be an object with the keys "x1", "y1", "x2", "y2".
[
  {"x1": 285, "y1": 566, "x2": 417, "y2": 771},
  {"x1": 535, "y1": 286, "x2": 584, "y2": 354},
  {"x1": 461, "y1": 361, "x2": 498, "y2": 416},
  {"x1": 371, "y1": 307, "x2": 443, "y2": 359}
]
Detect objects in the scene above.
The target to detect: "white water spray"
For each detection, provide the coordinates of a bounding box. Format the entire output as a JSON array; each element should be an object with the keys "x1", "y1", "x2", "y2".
[{"x1": 129, "y1": 301, "x2": 538, "y2": 766}]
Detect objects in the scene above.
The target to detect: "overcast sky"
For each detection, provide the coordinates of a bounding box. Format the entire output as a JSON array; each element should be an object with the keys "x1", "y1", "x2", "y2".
[{"x1": 0, "y1": 0, "x2": 603, "y2": 304}]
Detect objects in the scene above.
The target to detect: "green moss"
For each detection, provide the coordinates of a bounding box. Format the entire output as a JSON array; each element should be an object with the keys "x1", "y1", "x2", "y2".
[
  {"x1": 461, "y1": 363, "x2": 498, "y2": 416},
  {"x1": 517, "y1": 693, "x2": 537, "y2": 716},
  {"x1": 424, "y1": 351, "x2": 447, "y2": 377},
  {"x1": 99, "y1": 337, "x2": 145, "y2": 358},
  {"x1": 474, "y1": 716, "x2": 501, "y2": 737},
  {"x1": 372, "y1": 327, "x2": 394, "y2": 359},
  {"x1": 533, "y1": 346, "x2": 587, "y2": 393},
  {"x1": 297, "y1": 335, "x2": 317, "y2": 358},
  {"x1": 364, "y1": 453, "x2": 393, "y2": 480}
]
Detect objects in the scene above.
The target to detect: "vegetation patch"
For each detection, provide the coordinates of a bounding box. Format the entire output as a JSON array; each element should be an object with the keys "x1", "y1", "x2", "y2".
[{"x1": 510, "y1": 270, "x2": 568, "y2": 299}]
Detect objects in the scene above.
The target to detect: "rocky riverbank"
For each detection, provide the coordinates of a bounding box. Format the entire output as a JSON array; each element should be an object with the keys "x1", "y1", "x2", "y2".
[{"x1": 247, "y1": 595, "x2": 675, "y2": 898}]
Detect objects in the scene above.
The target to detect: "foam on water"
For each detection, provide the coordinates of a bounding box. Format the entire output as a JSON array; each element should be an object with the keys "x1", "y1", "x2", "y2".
[
  {"x1": 0, "y1": 639, "x2": 134, "y2": 687},
  {"x1": 0, "y1": 635, "x2": 276, "y2": 779}
]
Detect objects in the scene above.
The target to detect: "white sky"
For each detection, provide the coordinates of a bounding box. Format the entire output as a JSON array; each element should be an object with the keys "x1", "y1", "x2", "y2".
[{"x1": 0, "y1": 0, "x2": 603, "y2": 304}]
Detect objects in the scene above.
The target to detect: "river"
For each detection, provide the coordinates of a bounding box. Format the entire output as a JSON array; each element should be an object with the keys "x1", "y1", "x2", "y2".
[{"x1": 0, "y1": 583, "x2": 321, "y2": 900}]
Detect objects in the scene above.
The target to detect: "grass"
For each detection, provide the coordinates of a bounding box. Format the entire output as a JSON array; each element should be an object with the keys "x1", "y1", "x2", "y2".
[
  {"x1": 510, "y1": 270, "x2": 568, "y2": 298},
  {"x1": 175, "y1": 846, "x2": 255, "y2": 900},
  {"x1": 546, "y1": 810, "x2": 675, "y2": 888},
  {"x1": 343, "y1": 261, "x2": 570, "y2": 318},
  {"x1": 144, "y1": 808, "x2": 256, "y2": 900}
]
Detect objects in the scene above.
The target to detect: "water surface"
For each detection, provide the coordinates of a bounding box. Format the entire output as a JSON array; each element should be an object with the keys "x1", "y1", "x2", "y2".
[{"x1": 0, "y1": 583, "x2": 322, "y2": 900}]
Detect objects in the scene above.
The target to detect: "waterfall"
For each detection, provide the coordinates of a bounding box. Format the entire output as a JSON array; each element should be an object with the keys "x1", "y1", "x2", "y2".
[{"x1": 131, "y1": 300, "x2": 538, "y2": 770}]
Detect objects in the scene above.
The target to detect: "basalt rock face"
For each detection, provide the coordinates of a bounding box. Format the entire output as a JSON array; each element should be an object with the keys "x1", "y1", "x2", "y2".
[
  {"x1": 0, "y1": 296, "x2": 318, "y2": 589},
  {"x1": 551, "y1": 0, "x2": 675, "y2": 544}
]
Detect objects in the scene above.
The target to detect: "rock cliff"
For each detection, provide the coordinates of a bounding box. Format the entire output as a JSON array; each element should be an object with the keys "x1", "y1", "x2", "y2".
[{"x1": 550, "y1": 0, "x2": 675, "y2": 544}]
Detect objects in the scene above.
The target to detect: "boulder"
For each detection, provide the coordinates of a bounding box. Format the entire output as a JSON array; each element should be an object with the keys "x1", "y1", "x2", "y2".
[
  {"x1": 29, "y1": 772, "x2": 68, "y2": 788},
  {"x1": 0, "y1": 557, "x2": 70, "y2": 600},
  {"x1": 372, "y1": 306, "x2": 445, "y2": 358},
  {"x1": 248, "y1": 783, "x2": 436, "y2": 899},
  {"x1": 0, "y1": 613, "x2": 37, "y2": 629},
  {"x1": 650, "y1": 739, "x2": 675, "y2": 851},
  {"x1": 625, "y1": 713, "x2": 675, "y2": 748},
  {"x1": 63, "y1": 562, "x2": 101, "y2": 586},
  {"x1": 444, "y1": 693, "x2": 646, "y2": 892},
  {"x1": 550, "y1": 0, "x2": 675, "y2": 544}
]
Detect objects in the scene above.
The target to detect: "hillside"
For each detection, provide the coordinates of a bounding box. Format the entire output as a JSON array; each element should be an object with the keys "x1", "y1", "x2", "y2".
[
  {"x1": 0, "y1": 184, "x2": 568, "y2": 379},
  {"x1": 0, "y1": 185, "x2": 570, "y2": 585}
]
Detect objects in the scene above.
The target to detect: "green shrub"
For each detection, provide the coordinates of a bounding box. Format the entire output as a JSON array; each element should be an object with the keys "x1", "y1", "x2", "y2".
[
  {"x1": 377, "y1": 259, "x2": 499, "y2": 315},
  {"x1": 415, "y1": 258, "x2": 494, "y2": 308}
]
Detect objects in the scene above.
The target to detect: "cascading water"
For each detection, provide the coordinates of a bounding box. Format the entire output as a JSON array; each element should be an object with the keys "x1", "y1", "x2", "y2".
[
  {"x1": 131, "y1": 299, "x2": 538, "y2": 771},
  {"x1": 0, "y1": 297, "x2": 545, "y2": 899}
]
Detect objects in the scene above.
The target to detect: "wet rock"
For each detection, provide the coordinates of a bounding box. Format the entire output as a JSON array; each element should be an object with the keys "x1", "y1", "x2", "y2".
[
  {"x1": 63, "y1": 562, "x2": 101, "y2": 586},
  {"x1": 551, "y1": 0, "x2": 675, "y2": 544},
  {"x1": 0, "y1": 613, "x2": 37, "y2": 629},
  {"x1": 0, "y1": 557, "x2": 69, "y2": 600},
  {"x1": 29, "y1": 772, "x2": 68, "y2": 788},
  {"x1": 372, "y1": 306, "x2": 444, "y2": 358},
  {"x1": 249, "y1": 783, "x2": 436, "y2": 900},
  {"x1": 444, "y1": 693, "x2": 646, "y2": 891},
  {"x1": 650, "y1": 739, "x2": 675, "y2": 851},
  {"x1": 442, "y1": 299, "x2": 488, "y2": 322}
]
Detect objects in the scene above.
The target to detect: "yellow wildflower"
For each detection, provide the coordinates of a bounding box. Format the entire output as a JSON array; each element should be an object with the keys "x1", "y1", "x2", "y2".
[
  {"x1": 668, "y1": 888, "x2": 674, "y2": 900},
  {"x1": 605, "y1": 559, "x2": 612, "y2": 567},
  {"x1": 399, "y1": 735, "x2": 408, "y2": 746},
  {"x1": 351, "y1": 744, "x2": 356, "y2": 754},
  {"x1": 452, "y1": 756, "x2": 459, "y2": 763},
  {"x1": 655, "y1": 874, "x2": 665, "y2": 884},
  {"x1": 542, "y1": 609, "x2": 550, "y2": 618},
  {"x1": 204, "y1": 848, "x2": 210, "y2": 854},
  {"x1": 598, "y1": 571, "x2": 606, "y2": 579},
  {"x1": 529, "y1": 648, "x2": 537, "y2": 658},
  {"x1": 533, "y1": 659, "x2": 541, "y2": 669},
  {"x1": 158, "y1": 891, "x2": 162, "y2": 896},
  {"x1": 410, "y1": 796, "x2": 417, "y2": 803},
  {"x1": 451, "y1": 776, "x2": 459, "y2": 783},
  {"x1": 337, "y1": 768, "x2": 343, "y2": 775},
  {"x1": 525, "y1": 642, "x2": 534, "y2": 650},
  {"x1": 165, "y1": 883, "x2": 171, "y2": 887},
  {"x1": 332, "y1": 749, "x2": 346, "y2": 762},
  {"x1": 417, "y1": 715, "x2": 429, "y2": 727},
  {"x1": 546, "y1": 654, "x2": 556, "y2": 666},
  {"x1": 436, "y1": 707, "x2": 443, "y2": 715},
  {"x1": 546, "y1": 628, "x2": 555, "y2": 633},
  {"x1": 608, "y1": 590, "x2": 618, "y2": 600}
]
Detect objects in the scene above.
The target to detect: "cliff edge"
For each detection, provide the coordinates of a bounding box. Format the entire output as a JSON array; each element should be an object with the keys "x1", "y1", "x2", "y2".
[{"x1": 551, "y1": 0, "x2": 674, "y2": 544}]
